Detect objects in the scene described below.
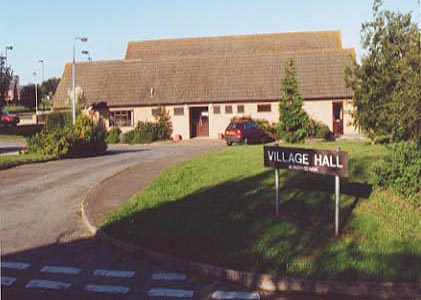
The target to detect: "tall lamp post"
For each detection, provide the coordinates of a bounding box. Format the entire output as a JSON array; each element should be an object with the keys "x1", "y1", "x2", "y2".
[
  {"x1": 81, "y1": 50, "x2": 92, "y2": 62},
  {"x1": 72, "y1": 37, "x2": 88, "y2": 124},
  {"x1": 33, "y1": 71, "x2": 38, "y2": 118},
  {"x1": 5, "y1": 45, "x2": 13, "y2": 68},
  {"x1": 38, "y1": 59, "x2": 45, "y2": 82}
]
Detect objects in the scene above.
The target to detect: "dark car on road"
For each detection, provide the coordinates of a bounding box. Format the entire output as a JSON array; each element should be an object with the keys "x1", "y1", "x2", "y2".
[
  {"x1": 0, "y1": 110, "x2": 20, "y2": 127},
  {"x1": 224, "y1": 119, "x2": 269, "y2": 146}
]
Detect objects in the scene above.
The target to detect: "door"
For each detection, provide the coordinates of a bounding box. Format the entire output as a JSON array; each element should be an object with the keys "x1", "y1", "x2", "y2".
[
  {"x1": 190, "y1": 107, "x2": 209, "y2": 138},
  {"x1": 332, "y1": 102, "x2": 344, "y2": 136}
]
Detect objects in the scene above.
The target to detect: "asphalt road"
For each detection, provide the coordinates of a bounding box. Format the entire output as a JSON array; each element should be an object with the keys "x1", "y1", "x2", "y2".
[{"x1": 0, "y1": 139, "x2": 356, "y2": 300}]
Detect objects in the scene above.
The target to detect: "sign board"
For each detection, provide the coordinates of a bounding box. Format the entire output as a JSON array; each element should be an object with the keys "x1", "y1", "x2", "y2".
[{"x1": 264, "y1": 146, "x2": 348, "y2": 177}]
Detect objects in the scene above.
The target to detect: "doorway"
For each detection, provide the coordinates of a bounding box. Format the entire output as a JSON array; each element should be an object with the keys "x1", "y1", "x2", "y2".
[
  {"x1": 332, "y1": 102, "x2": 344, "y2": 136},
  {"x1": 190, "y1": 107, "x2": 209, "y2": 138}
]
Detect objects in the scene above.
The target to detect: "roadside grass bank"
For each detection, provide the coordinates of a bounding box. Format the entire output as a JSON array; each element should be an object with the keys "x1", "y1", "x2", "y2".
[
  {"x1": 102, "y1": 141, "x2": 421, "y2": 282},
  {"x1": 0, "y1": 134, "x2": 25, "y2": 141},
  {"x1": 0, "y1": 153, "x2": 55, "y2": 170}
]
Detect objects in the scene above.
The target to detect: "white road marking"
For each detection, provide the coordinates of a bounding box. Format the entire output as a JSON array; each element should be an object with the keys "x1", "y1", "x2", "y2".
[
  {"x1": 25, "y1": 279, "x2": 71, "y2": 290},
  {"x1": 152, "y1": 272, "x2": 187, "y2": 281},
  {"x1": 1, "y1": 276, "x2": 16, "y2": 286},
  {"x1": 212, "y1": 291, "x2": 261, "y2": 300},
  {"x1": 85, "y1": 284, "x2": 130, "y2": 294},
  {"x1": 1, "y1": 261, "x2": 31, "y2": 270},
  {"x1": 148, "y1": 288, "x2": 194, "y2": 298},
  {"x1": 41, "y1": 265, "x2": 81, "y2": 275},
  {"x1": 94, "y1": 269, "x2": 135, "y2": 278}
]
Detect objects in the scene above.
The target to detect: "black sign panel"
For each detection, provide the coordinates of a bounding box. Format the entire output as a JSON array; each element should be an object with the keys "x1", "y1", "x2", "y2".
[{"x1": 264, "y1": 146, "x2": 348, "y2": 177}]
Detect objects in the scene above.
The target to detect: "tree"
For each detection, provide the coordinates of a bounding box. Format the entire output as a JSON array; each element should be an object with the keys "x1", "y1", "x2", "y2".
[
  {"x1": 346, "y1": 0, "x2": 421, "y2": 143},
  {"x1": 20, "y1": 84, "x2": 39, "y2": 110},
  {"x1": 0, "y1": 57, "x2": 13, "y2": 108},
  {"x1": 277, "y1": 60, "x2": 309, "y2": 143},
  {"x1": 39, "y1": 77, "x2": 60, "y2": 101}
]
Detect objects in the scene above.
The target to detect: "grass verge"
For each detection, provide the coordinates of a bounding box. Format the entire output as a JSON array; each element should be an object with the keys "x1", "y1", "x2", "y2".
[
  {"x1": 0, "y1": 153, "x2": 54, "y2": 170},
  {"x1": 102, "y1": 141, "x2": 420, "y2": 282}
]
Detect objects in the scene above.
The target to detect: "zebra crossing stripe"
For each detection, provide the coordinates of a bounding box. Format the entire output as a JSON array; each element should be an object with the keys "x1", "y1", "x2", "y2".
[
  {"x1": 1, "y1": 261, "x2": 31, "y2": 270},
  {"x1": 41, "y1": 266, "x2": 81, "y2": 275},
  {"x1": 85, "y1": 284, "x2": 130, "y2": 294},
  {"x1": 212, "y1": 291, "x2": 261, "y2": 300},
  {"x1": 148, "y1": 288, "x2": 194, "y2": 298},
  {"x1": 25, "y1": 279, "x2": 71, "y2": 290},
  {"x1": 1, "y1": 276, "x2": 16, "y2": 286},
  {"x1": 94, "y1": 269, "x2": 135, "y2": 278},
  {"x1": 152, "y1": 273, "x2": 187, "y2": 281}
]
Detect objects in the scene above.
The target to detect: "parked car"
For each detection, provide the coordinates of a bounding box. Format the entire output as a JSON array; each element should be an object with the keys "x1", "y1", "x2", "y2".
[
  {"x1": 0, "y1": 110, "x2": 20, "y2": 127},
  {"x1": 224, "y1": 119, "x2": 269, "y2": 146}
]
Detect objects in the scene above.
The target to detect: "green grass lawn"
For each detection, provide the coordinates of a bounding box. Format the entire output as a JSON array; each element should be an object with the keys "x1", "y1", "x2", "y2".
[
  {"x1": 0, "y1": 153, "x2": 54, "y2": 170},
  {"x1": 102, "y1": 141, "x2": 421, "y2": 282}
]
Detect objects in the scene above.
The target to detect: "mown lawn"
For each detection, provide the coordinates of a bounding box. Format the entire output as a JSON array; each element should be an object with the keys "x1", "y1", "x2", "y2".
[
  {"x1": 0, "y1": 153, "x2": 54, "y2": 170},
  {"x1": 102, "y1": 141, "x2": 421, "y2": 282}
]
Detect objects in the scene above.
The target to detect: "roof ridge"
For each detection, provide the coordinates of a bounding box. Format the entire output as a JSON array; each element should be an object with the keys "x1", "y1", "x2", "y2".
[{"x1": 127, "y1": 30, "x2": 341, "y2": 44}]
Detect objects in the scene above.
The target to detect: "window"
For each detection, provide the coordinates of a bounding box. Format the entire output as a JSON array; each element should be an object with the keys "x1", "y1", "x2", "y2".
[
  {"x1": 225, "y1": 105, "x2": 233, "y2": 114},
  {"x1": 213, "y1": 106, "x2": 221, "y2": 114},
  {"x1": 110, "y1": 110, "x2": 132, "y2": 127},
  {"x1": 257, "y1": 104, "x2": 271, "y2": 112},
  {"x1": 151, "y1": 108, "x2": 161, "y2": 117},
  {"x1": 174, "y1": 107, "x2": 184, "y2": 116},
  {"x1": 237, "y1": 105, "x2": 244, "y2": 113}
]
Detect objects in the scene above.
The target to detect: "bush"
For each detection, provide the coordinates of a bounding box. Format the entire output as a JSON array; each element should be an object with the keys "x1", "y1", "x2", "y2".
[
  {"x1": 374, "y1": 142, "x2": 421, "y2": 203},
  {"x1": 254, "y1": 119, "x2": 278, "y2": 141},
  {"x1": 26, "y1": 115, "x2": 107, "y2": 158},
  {"x1": 45, "y1": 111, "x2": 73, "y2": 132},
  {"x1": 308, "y1": 119, "x2": 335, "y2": 141},
  {"x1": 106, "y1": 127, "x2": 122, "y2": 144}
]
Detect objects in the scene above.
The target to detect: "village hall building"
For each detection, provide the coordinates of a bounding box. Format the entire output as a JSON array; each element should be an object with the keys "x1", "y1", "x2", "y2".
[{"x1": 53, "y1": 30, "x2": 357, "y2": 139}]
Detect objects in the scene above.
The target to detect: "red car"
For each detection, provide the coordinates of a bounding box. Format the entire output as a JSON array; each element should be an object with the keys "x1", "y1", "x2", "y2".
[
  {"x1": 224, "y1": 120, "x2": 269, "y2": 146},
  {"x1": 0, "y1": 110, "x2": 20, "y2": 127}
]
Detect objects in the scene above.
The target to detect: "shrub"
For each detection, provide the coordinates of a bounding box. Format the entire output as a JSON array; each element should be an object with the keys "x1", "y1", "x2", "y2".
[
  {"x1": 106, "y1": 126, "x2": 122, "y2": 144},
  {"x1": 68, "y1": 115, "x2": 107, "y2": 157},
  {"x1": 45, "y1": 111, "x2": 72, "y2": 132},
  {"x1": 26, "y1": 115, "x2": 107, "y2": 158},
  {"x1": 308, "y1": 119, "x2": 335, "y2": 141},
  {"x1": 254, "y1": 119, "x2": 278, "y2": 141},
  {"x1": 374, "y1": 142, "x2": 421, "y2": 203},
  {"x1": 121, "y1": 130, "x2": 135, "y2": 144},
  {"x1": 155, "y1": 107, "x2": 172, "y2": 140}
]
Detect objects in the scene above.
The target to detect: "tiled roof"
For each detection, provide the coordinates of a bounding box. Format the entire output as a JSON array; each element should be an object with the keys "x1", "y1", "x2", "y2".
[
  {"x1": 125, "y1": 31, "x2": 343, "y2": 60},
  {"x1": 53, "y1": 48, "x2": 354, "y2": 109}
]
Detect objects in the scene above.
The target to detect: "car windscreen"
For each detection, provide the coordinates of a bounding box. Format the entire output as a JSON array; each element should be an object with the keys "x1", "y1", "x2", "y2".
[{"x1": 227, "y1": 123, "x2": 244, "y2": 130}]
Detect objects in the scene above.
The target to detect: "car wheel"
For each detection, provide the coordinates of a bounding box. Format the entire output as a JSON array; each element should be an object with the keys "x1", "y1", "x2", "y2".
[
  {"x1": 226, "y1": 141, "x2": 233, "y2": 146},
  {"x1": 244, "y1": 138, "x2": 248, "y2": 145}
]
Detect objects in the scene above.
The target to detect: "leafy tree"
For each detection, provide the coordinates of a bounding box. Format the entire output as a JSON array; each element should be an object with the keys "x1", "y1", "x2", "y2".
[
  {"x1": 0, "y1": 57, "x2": 13, "y2": 108},
  {"x1": 39, "y1": 77, "x2": 60, "y2": 101},
  {"x1": 277, "y1": 60, "x2": 309, "y2": 143},
  {"x1": 346, "y1": 0, "x2": 421, "y2": 143},
  {"x1": 20, "y1": 84, "x2": 39, "y2": 110}
]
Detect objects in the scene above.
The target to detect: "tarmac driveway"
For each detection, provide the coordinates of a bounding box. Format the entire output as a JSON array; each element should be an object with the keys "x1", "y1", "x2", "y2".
[{"x1": 2, "y1": 140, "x2": 259, "y2": 300}]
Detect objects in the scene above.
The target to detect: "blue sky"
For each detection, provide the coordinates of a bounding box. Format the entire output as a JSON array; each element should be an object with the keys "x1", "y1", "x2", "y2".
[{"x1": 1, "y1": 0, "x2": 420, "y2": 85}]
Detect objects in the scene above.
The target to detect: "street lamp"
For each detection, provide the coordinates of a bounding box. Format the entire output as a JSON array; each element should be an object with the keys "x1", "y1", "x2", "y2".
[
  {"x1": 38, "y1": 59, "x2": 45, "y2": 82},
  {"x1": 5, "y1": 45, "x2": 13, "y2": 68},
  {"x1": 33, "y1": 71, "x2": 38, "y2": 117},
  {"x1": 81, "y1": 50, "x2": 92, "y2": 62},
  {"x1": 72, "y1": 36, "x2": 88, "y2": 124}
]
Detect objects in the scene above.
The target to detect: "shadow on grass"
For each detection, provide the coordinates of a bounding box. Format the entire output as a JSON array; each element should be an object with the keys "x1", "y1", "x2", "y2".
[{"x1": 104, "y1": 166, "x2": 418, "y2": 282}]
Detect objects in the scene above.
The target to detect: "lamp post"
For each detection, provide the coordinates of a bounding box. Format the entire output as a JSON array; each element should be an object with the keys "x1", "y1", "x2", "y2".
[
  {"x1": 38, "y1": 59, "x2": 45, "y2": 82},
  {"x1": 81, "y1": 50, "x2": 92, "y2": 62},
  {"x1": 5, "y1": 45, "x2": 13, "y2": 68},
  {"x1": 33, "y1": 71, "x2": 38, "y2": 118},
  {"x1": 72, "y1": 37, "x2": 88, "y2": 124}
]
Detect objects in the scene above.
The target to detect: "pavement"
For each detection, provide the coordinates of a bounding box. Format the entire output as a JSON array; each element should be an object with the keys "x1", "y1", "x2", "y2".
[{"x1": 2, "y1": 139, "x2": 295, "y2": 300}]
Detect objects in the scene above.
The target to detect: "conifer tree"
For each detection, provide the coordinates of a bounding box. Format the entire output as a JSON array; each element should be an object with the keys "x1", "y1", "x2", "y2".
[{"x1": 278, "y1": 60, "x2": 309, "y2": 143}]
